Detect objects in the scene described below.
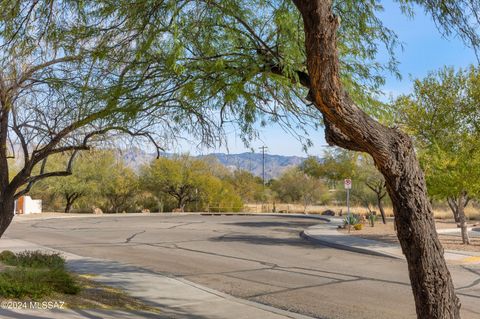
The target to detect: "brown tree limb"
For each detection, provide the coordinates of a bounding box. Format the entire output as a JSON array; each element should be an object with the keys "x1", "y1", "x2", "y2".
[{"x1": 291, "y1": 0, "x2": 461, "y2": 317}]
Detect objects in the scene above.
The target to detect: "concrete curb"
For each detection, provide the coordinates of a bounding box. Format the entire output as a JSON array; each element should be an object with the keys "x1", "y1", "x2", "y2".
[
  {"x1": 174, "y1": 277, "x2": 315, "y2": 319},
  {"x1": 200, "y1": 212, "x2": 331, "y2": 221},
  {"x1": 299, "y1": 230, "x2": 401, "y2": 260},
  {"x1": 1, "y1": 237, "x2": 315, "y2": 319},
  {"x1": 301, "y1": 221, "x2": 480, "y2": 264}
]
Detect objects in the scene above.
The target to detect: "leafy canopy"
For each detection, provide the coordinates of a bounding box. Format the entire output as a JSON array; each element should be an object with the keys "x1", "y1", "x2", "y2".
[{"x1": 395, "y1": 66, "x2": 480, "y2": 199}]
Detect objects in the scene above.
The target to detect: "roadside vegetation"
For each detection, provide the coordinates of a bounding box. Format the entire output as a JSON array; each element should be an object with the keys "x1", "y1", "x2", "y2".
[
  {"x1": 0, "y1": 250, "x2": 78, "y2": 299},
  {"x1": 0, "y1": 0, "x2": 478, "y2": 315},
  {"x1": 26, "y1": 146, "x2": 480, "y2": 236},
  {"x1": 0, "y1": 250, "x2": 160, "y2": 313}
]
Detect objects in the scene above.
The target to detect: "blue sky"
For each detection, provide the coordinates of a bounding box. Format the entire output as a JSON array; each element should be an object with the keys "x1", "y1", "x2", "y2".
[{"x1": 177, "y1": 1, "x2": 478, "y2": 157}]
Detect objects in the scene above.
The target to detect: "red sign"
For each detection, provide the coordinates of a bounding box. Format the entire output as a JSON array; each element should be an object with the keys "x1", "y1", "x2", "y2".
[{"x1": 344, "y1": 179, "x2": 352, "y2": 189}]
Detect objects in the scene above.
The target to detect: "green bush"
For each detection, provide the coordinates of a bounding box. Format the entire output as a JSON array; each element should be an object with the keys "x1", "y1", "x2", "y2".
[
  {"x1": 0, "y1": 268, "x2": 79, "y2": 299},
  {"x1": 0, "y1": 250, "x2": 79, "y2": 299},
  {"x1": 0, "y1": 250, "x2": 65, "y2": 269},
  {"x1": 0, "y1": 250, "x2": 16, "y2": 265}
]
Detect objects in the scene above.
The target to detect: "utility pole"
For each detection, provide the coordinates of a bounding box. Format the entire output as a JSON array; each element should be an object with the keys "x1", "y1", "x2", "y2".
[
  {"x1": 259, "y1": 146, "x2": 268, "y2": 188},
  {"x1": 259, "y1": 146, "x2": 268, "y2": 213}
]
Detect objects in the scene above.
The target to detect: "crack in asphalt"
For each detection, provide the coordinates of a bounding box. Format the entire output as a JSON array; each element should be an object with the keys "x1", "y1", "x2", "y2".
[
  {"x1": 148, "y1": 240, "x2": 280, "y2": 268},
  {"x1": 222, "y1": 273, "x2": 289, "y2": 289},
  {"x1": 17, "y1": 216, "x2": 480, "y2": 309},
  {"x1": 248, "y1": 278, "x2": 363, "y2": 298},
  {"x1": 125, "y1": 230, "x2": 146, "y2": 243},
  {"x1": 166, "y1": 222, "x2": 205, "y2": 229}
]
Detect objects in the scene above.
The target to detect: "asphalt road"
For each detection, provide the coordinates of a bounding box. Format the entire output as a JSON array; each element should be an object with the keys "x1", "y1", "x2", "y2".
[{"x1": 4, "y1": 214, "x2": 480, "y2": 319}]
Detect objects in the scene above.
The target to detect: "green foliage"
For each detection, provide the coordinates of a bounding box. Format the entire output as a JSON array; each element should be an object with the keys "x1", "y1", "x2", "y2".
[
  {"x1": 0, "y1": 250, "x2": 65, "y2": 269},
  {"x1": 140, "y1": 156, "x2": 243, "y2": 212},
  {"x1": 101, "y1": 162, "x2": 139, "y2": 213},
  {"x1": 344, "y1": 214, "x2": 359, "y2": 226},
  {"x1": 0, "y1": 251, "x2": 16, "y2": 265},
  {"x1": 300, "y1": 151, "x2": 357, "y2": 189},
  {"x1": 367, "y1": 213, "x2": 377, "y2": 227},
  {"x1": 225, "y1": 170, "x2": 264, "y2": 202},
  {"x1": 395, "y1": 66, "x2": 480, "y2": 200},
  {"x1": 195, "y1": 174, "x2": 244, "y2": 212},
  {"x1": 271, "y1": 167, "x2": 329, "y2": 208},
  {"x1": 0, "y1": 250, "x2": 79, "y2": 299},
  {"x1": 83, "y1": 0, "x2": 408, "y2": 150},
  {"x1": 300, "y1": 150, "x2": 386, "y2": 208},
  {"x1": 3, "y1": 0, "x2": 480, "y2": 221},
  {"x1": 0, "y1": 268, "x2": 79, "y2": 299},
  {"x1": 32, "y1": 151, "x2": 116, "y2": 212},
  {"x1": 401, "y1": 0, "x2": 480, "y2": 55}
]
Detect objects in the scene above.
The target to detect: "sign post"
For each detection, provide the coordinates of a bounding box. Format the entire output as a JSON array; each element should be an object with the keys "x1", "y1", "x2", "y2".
[{"x1": 344, "y1": 179, "x2": 352, "y2": 232}]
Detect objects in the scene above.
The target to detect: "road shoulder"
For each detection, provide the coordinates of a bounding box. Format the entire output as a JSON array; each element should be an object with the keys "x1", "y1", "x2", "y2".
[
  {"x1": 301, "y1": 218, "x2": 480, "y2": 265},
  {"x1": 0, "y1": 237, "x2": 313, "y2": 319}
]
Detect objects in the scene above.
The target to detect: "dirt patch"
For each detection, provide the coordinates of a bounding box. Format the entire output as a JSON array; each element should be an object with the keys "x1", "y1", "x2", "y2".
[{"x1": 339, "y1": 220, "x2": 480, "y2": 252}]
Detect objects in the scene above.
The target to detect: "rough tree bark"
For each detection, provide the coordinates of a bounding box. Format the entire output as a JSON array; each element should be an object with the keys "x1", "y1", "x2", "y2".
[
  {"x1": 292, "y1": 1, "x2": 460, "y2": 318},
  {"x1": 0, "y1": 195, "x2": 15, "y2": 238}
]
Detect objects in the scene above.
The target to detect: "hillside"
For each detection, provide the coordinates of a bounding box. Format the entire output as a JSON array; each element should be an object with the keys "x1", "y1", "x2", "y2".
[
  {"x1": 202, "y1": 152, "x2": 306, "y2": 180},
  {"x1": 120, "y1": 148, "x2": 307, "y2": 180}
]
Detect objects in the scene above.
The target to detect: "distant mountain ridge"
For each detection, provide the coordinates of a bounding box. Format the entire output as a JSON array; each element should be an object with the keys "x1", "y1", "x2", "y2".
[
  {"x1": 120, "y1": 148, "x2": 307, "y2": 180},
  {"x1": 202, "y1": 152, "x2": 306, "y2": 180}
]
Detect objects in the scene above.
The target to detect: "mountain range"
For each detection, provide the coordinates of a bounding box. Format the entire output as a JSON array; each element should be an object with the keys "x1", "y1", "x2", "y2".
[{"x1": 120, "y1": 148, "x2": 307, "y2": 180}]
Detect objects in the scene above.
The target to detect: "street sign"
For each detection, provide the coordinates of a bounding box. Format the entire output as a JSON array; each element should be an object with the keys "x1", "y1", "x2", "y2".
[
  {"x1": 344, "y1": 178, "x2": 352, "y2": 232},
  {"x1": 344, "y1": 178, "x2": 352, "y2": 189}
]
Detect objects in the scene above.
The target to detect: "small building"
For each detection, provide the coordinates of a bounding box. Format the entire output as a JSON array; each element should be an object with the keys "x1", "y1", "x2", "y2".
[{"x1": 14, "y1": 196, "x2": 42, "y2": 215}]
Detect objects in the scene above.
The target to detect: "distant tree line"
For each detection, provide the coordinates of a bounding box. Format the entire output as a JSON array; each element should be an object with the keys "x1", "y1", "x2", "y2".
[{"x1": 27, "y1": 151, "x2": 263, "y2": 214}]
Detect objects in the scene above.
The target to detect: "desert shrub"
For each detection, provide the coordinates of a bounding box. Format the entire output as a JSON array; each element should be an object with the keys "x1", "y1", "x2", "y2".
[
  {"x1": 0, "y1": 268, "x2": 79, "y2": 298},
  {"x1": 0, "y1": 250, "x2": 65, "y2": 269}
]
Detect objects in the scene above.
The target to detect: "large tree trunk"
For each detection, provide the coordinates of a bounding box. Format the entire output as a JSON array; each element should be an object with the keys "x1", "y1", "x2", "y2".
[
  {"x1": 292, "y1": 1, "x2": 460, "y2": 317},
  {"x1": 177, "y1": 197, "x2": 186, "y2": 212},
  {"x1": 64, "y1": 202, "x2": 73, "y2": 214},
  {"x1": 0, "y1": 195, "x2": 16, "y2": 238},
  {"x1": 64, "y1": 193, "x2": 79, "y2": 214}
]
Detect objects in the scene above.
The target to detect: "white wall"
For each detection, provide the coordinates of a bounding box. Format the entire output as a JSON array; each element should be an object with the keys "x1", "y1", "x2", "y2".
[{"x1": 16, "y1": 196, "x2": 42, "y2": 214}]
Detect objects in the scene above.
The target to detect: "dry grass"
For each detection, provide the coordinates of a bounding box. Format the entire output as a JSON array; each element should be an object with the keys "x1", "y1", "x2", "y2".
[{"x1": 244, "y1": 203, "x2": 480, "y2": 220}]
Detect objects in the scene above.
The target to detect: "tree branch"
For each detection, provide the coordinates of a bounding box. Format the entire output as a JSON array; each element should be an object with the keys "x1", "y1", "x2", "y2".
[
  {"x1": 12, "y1": 55, "x2": 82, "y2": 92},
  {"x1": 14, "y1": 150, "x2": 78, "y2": 199}
]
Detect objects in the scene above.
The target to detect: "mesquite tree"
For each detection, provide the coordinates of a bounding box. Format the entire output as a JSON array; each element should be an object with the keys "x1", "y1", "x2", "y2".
[
  {"x1": 291, "y1": 1, "x2": 474, "y2": 316},
  {"x1": 4, "y1": 1, "x2": 479, "y2": 317},
  {"x1": 0, "y1": 1, "x2": 219, "y2": 236},
  {"x1": 395, "y1": 66, "x2": 480, "y2": 245},
  {"x1": 124, "y1": 1, "x2": 480, "y2": 317}
]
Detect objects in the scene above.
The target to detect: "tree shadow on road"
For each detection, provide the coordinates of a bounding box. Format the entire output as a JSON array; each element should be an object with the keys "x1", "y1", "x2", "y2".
[
  {"x1": 210, "y1": 233, "x2": 325, "y2": 249},
  {"x1": 63, "y1": 258, "x2": 220, "y2": 319},
  {"x1": 222, "y1": 220, "x2": 321, "y2": 229}
]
